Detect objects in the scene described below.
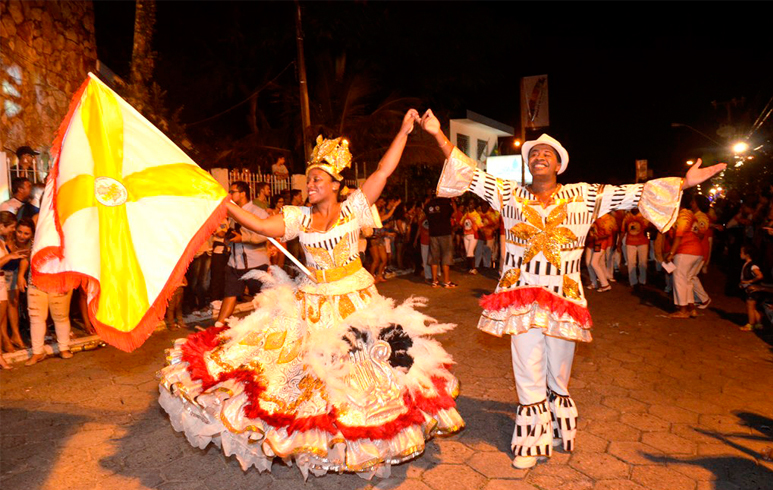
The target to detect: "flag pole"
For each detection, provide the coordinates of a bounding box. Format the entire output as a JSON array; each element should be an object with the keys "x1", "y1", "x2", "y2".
[{"x1": 266, "y1": 236, "x2": 316, "y2": 282}]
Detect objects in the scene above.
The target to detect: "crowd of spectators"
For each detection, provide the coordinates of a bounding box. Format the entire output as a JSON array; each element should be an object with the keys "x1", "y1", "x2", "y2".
[{"x1": 5, "y1": 142, "x2": 773, "y2": 368}]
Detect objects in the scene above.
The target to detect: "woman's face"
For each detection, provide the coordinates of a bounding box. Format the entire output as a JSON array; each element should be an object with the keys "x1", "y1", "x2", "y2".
[
  {"x1": 0, "y1": 222, "x2": 15, "y2": 237},
  {"x1": 306, "y1": 169, "x2": 338, "y2": 204},
  {"x1": 15, "y1": 225, "x2": 32, "y2": 245},
  {"x1": 276, "y1": 198, "x2": 285, "y2": 209}
]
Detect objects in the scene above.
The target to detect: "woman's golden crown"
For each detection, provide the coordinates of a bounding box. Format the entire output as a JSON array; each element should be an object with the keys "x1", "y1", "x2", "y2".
[{"x1": 307, "y1": 136, "x2": 352, "y2": 181}]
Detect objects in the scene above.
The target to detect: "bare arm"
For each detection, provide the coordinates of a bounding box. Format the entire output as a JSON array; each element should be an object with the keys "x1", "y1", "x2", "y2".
[
  {"x1": 420, "y1": 109, "x2": 454, "y2": 159},
  {"x1": 361, "y1": 109, "x2": 420, "y2": 205},
  {"x1": 18, "y1": 258, "x2": 28, "y2": 293},
  {"x1": 226, "y1": 202, "x2": 285, "y2": 239}
]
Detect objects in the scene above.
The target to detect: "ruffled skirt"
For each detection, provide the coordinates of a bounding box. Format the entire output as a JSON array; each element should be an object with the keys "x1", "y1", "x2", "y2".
[{"x1": 157, "y1": 268, "x2": 463, "y2": 479}]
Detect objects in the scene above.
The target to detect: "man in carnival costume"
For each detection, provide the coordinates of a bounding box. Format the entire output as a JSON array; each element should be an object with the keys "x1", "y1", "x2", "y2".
[{"x1": 420, "y1": 109, "x2": 725, "y2": 469}]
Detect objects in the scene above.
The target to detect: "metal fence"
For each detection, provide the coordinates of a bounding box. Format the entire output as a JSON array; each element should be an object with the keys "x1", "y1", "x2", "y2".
[{"x1": 226, "y1": 168, "x2": 357, "y2": 198}]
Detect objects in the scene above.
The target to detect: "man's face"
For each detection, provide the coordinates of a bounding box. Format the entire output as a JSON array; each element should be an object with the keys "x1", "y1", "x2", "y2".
[
  {"x1": 20, "y1": 154, "x2": 34, "y2": 169},
  {"x1": 19, "y1": 181, "x2": 32, "y2": 201},
  {"x1": 229, "y1": 185, "x2": 247, "y2": 205},
  {"x1": 528, "y1": 144, "x2": 560, "y2": 178},
  {"x1": 276, "y1": 157, "x2": 285, "y2": 166},
  {"x1": 260, "y1": 185, "x2": 271, "y2": 200}
]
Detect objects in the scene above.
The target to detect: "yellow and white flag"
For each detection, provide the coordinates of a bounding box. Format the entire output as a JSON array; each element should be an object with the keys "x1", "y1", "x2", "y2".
[{"x1": 31, "y1": 73, "x2": 227, "y2": 352}]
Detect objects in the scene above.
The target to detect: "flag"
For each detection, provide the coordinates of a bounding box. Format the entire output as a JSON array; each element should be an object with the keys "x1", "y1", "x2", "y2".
[
  {"x1": 521, "y1": 75, "x2": 549, "y2": 129},
  {"x1": 31, "y1": 73, "x2": 227, "y2": 352}
]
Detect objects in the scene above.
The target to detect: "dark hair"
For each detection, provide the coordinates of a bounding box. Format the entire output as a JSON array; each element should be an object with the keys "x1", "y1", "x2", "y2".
[
  {"x1": 0, "y1": 211, "x2": 16, "y2": 227},
  {"x1": 11, "y1": 177, "x2": 30, "y2": 196},
  {"x1": 741, "y1": 244, "x2": 758, "y2": 261},
  {"x1": 16, "y1": 203, "x2": 39, "y2": 221},
  {"x1": 290, "y1": 189, "x2": 302, "y2": 201},
  {"x1": 231, "y1": 181, "x2": 251, "y2": 200},
  {"x1": 680, "y1": 191, "x2": 693, "y2": 209},
  {"x1": 256, "y1": 182, "x2": 270, "y2": 195},
  {"x1": 16, "y1": 217, "x2": 35, "y2": 234},
  {"x1": 693, "y1": 194, "x2": 710, "y2": 213},
  {"x1": 271, "y1": 194, "x2": 285, "y2": 209}
]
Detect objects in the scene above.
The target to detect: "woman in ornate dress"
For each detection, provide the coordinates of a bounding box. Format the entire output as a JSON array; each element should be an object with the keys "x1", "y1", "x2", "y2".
[{"x1": 158, "y1": 110, "x2": 464, "y2": 479}]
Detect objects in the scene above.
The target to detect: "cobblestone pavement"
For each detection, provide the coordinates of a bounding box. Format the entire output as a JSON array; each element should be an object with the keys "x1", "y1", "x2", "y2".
[{"x1": 2, "y1": 268, "x2": 772, "y2": 490}]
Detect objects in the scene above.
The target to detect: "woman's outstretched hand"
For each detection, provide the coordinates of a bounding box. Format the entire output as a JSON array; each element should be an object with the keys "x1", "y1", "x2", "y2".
[
  {"x1": 684, "y1": 158, "x2": 727, "y2": 188},
  {"x1": 420, "y1": 109, "x2": 441, "y2": 136},
  {"x1": 401, "y1": 109, "x2": 420, "y2": 135}
]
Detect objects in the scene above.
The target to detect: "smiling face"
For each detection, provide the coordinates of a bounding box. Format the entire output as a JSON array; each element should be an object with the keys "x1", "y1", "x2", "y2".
[
  {"x1": 528, "y1": 143, "x2": 560, "y2": 178},
  {"x1": 15, "y1": 224, "x2": 32, "y2": 246},
  {"x1": 306, "y1": 168, "x2": 339, "y2": 204}
]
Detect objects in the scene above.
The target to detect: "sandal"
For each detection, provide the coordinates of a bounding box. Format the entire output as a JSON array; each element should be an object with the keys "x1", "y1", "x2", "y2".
[
  {"x1": 430, "y1": 281, "x2": 440, "y2": 288},
  {"x1": 442, "y1": 282, "x2": 458, "y2": 289}
]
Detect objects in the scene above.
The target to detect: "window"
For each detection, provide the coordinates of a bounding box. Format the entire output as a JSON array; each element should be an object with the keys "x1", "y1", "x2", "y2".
[
  {"x1": 456, "y1": 134, "x2": 469, "y2": 156},
  {"x1": 477, "y1": 139, "x2": 488, "y2": 161}
]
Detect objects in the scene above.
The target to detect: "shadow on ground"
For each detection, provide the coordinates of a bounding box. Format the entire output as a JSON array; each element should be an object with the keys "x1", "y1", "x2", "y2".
[
  {"x1": 0, "y1": 408, "x2": 89, "y2": 490},
  {"x1": 644, "y1": 411, "x2": 773, "y2": 490}
]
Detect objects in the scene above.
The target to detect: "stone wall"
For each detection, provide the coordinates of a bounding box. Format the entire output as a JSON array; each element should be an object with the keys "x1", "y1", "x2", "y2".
[{"x1": 0, "y1": 0, "x2": 97, "y2": 159}]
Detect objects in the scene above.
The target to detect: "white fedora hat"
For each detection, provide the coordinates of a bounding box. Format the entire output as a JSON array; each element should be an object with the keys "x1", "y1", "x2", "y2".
[{"x1": 521, "y1": 134, "x2": 570, "y2": 175}]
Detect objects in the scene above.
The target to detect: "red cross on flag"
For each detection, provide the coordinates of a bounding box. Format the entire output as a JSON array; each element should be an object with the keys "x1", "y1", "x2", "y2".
[{"x1": 31, "y1": 73, "x2": 228, "y2": 352}]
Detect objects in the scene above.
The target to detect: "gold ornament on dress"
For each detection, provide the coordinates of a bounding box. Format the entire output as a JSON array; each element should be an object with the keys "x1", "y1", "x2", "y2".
[
  {"x1": 562, "y1": 275, "x2": 582, "y2": 301},
  {"x1": 307, "y1": 136, "x2": 352, "y2": 181},
  {"x1": 499, "y1": 268, "x2": 521, "y2": 289},
  {"x1": 338, "y1": 295, "x2": 356, "y2": 319},
  {"x1": 510, "y1": 202, "x2": 577, "y2": 271},
  {"x1": 264, "y1": 331, "x2": 287, "y2": 350}
]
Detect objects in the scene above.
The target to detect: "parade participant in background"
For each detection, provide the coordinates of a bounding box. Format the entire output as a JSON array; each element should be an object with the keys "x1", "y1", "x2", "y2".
[
  {"x1": 422, "y1": 108, "x2": 724, "y2": 469},
  {"x1": 158, "y1": 110, "x2": 463, "y2": 479},
  {"x1": 620, "y1": 208, "x2": 651, "y2": 288},
  {"x1": 590, "y1": 214, "x2": 614, "y2": 292},
  {"x1": 666, "y1": 194, "x2": 710, "y2": 318},
  {"x1": 461, "y1": 201, "x2": 482, "y2": 274}
]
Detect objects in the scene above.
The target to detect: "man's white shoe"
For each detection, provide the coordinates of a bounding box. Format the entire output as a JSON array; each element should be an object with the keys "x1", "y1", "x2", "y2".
[
  {"x1": 552, "y1": 438, "x2": 562, "y2": 447},
  {"x1": 512, "y1": 456, "x2": 537, "y2": 469}
]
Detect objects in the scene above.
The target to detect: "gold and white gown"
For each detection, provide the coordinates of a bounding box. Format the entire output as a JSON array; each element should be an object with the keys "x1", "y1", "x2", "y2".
[{"x1": 158, "y1": 190, "x2": 463, "y2": 479}]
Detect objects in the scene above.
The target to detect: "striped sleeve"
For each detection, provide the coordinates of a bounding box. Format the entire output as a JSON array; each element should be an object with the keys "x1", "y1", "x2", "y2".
[
  {"x1": 590, "y1": 177, "x2": 683, "y2": 232},
  {"x1": 436, "y1": 146, "x2": 510, "y2": 212}
]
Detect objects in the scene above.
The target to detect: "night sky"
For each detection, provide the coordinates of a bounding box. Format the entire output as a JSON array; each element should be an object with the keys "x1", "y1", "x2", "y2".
[{"x1": 94, "y1": 1, "x2": 773, "y2": 184}]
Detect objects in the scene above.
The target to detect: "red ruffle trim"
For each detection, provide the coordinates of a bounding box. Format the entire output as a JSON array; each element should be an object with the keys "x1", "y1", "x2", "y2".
[
  {"x1": 178, "y1": 327, "x2": 458, "y2": 441},
  {"x1": 479, "y1": 287, "x2": 592, "y2": 328}
]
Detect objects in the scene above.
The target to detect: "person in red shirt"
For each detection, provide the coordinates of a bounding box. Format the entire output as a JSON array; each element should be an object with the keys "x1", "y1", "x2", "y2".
[
  {"x1": 590, "y1": 213, "x2": 617, "y2": 291},
  {"x1": 666, "y1": 194, "x2": 710, "y2": 318},
  {"x1": 620, "y1": 209, "x2": 651, "y2": 288},
  {"x1": 460, "y1": 202, "x2": 482, "y2": 273}
]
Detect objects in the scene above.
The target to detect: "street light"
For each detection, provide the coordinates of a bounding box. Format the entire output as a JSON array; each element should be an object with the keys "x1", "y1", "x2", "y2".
[
  {"x1": 686, "y1": 160, "x2": 695, "y2": 166},
  {"x1": 733, "y1": 142, "x2": 749, "y2": 154},
  {"x1": 513, "y1": 139, "x2": 521, "y2": 148}
]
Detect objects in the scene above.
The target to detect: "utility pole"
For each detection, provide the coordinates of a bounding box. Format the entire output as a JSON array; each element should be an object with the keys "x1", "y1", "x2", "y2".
[
  {"x1": 520, "y1": 77, "x2": 527, "y2": 185},
  {"x1": 295, "y1": 1, "x2": 312, "y2": 162}
]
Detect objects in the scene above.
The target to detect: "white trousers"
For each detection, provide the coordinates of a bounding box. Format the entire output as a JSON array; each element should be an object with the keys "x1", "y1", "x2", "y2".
[
  {"x1": 420, "y1": 243, "x2": 431, "y2": 280},
  {"x1": 510, "y1": 328, "x2": 579, "y2": 455},
  {"x1": 463, "y1": 234, "x2": 476, "y2": 258},
  {"x1": 511, "y1": 328, "x2": 575, "y2": 404},
  {"x1": 28, "y1": 286, "x2": 73, "y2": 355},
  {"x1": 673, "y1": 254, "x2": 708, "y2": 306},
  {"x1": 626, "y1": 243, "x2": 649, "y2": 286},
  {"x1": 590, "y1": 249, "x2": 609, "y2": 287}
]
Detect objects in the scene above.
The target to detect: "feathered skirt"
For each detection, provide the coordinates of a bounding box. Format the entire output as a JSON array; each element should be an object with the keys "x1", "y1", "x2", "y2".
[{"x1": 157, "y1": 267, "x2": 463, "y2": 479}]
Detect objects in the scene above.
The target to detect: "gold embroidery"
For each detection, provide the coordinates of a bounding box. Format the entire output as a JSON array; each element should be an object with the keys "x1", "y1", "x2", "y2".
[
  {"x1": 264, "y1": 331, "x2": 287, "y2": 350},
  {"x1": 306, "y1": 245, "x2": 336, "y2": 269},
  {"x1": 332, "y1": 236, "x2": 350, "y2": 267},
  {"x1": 308, "y1": 297, "x2": 326, "y2": 324},
  {"x1": 562, "y1": 275, "x2": 581, "y2": 300},
  {"x1": 499, "y1": 268, "x2": 521, "y2": 289},
  {"x1": 259, "y1": 375, "x2": 326, "y2": 413},
  {"x1": 238, "y1": 332, "x2": 263, "y2": 347},
  {"x1": 510, "y1": 203, "x2": 577, "y2": 270},
  {"x1": 277, "y1": 340, "x2": 301, "y2": 364},
  {"x1": 338, "y1": 295, "x2": 356, "y2": 319}
]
